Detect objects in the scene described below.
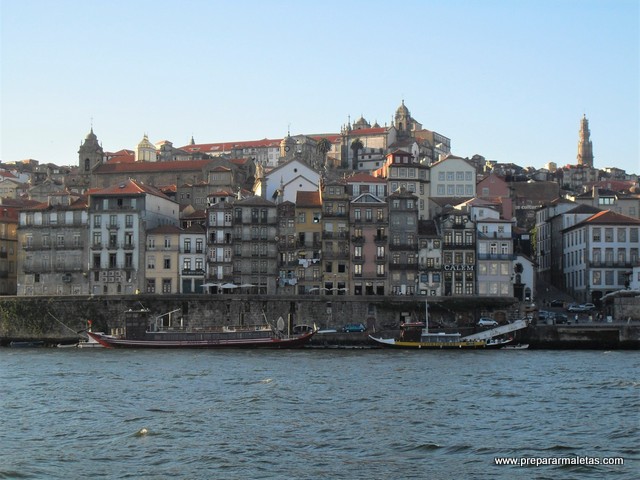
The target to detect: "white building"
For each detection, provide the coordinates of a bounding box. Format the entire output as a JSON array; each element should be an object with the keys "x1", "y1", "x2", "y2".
[
  {"x1": 563, "y1": 210, "x2": 640, "y2": 304},
  {"x1": 260, "y1": 159, "x2": 320, "y2": 204},
  {"x1": 88, "y1": 179, "x2": 179, "y2": 295},
  {"x1": 179, "y1": 224, "x2": 206, "y2": 293},
  {"x1": 476, "y1": 217, "x2": 515, "y2": 297}
]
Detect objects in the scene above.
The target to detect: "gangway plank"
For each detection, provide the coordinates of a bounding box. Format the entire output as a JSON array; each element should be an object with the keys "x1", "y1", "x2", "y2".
[{"x1": 461, "y1": 319, "x2": 530, "y2": 341}]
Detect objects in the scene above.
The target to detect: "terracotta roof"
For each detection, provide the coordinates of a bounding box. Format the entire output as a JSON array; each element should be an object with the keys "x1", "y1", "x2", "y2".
[
  {"x1": 310, "y1": 134, "x2": 341, "y2": 143},
  {"x1": 234, "y1": 195, "x2": 276, "y2": 207},
  {"x1": 581, "y1": 210, "x2": 640, "y2": 226},
  {"x1": 179, "y1": 138, "x2": 282, "y2": 153},
  {"x1": 207, "y1": 190, "x2": 235, "y2": 197},
  {"x1": 348, "y1": 126, "x2": 387, "y2": 136},
  {"x1": 105, "y1": 149, "x2": 135, "y2": 164},
  {"x1": 296, "y1": 191, "x2": 322, "y2": 207},
  {"x1": 147, "y1": 225, "x2": 182, "y2": 234},
  {"x1": 346, "y1": 172, "x2": 387, "y2": 183},
  {"x1": 90, "y1": 179, "x2": 173, "y2": 201},
  {"x1": 183, "y1": 223, "x2": 205, "y2": 233}
]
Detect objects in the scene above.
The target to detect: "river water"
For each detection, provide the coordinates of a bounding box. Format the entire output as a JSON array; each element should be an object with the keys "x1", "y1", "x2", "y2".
[{"x1": 0, "y1": 348, "x2": 638, "y2": 480}]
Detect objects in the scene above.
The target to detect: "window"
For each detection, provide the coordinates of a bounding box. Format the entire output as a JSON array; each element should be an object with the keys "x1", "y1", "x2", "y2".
[
  {"x1": 605, "y1": 228, "x2": 613, "y2": 242},
  {"x1": 376, "y1": 264, "x2": 385, "y2": 276},
  {"x1": 93, "y1": 232, "x2": 101, "y2": 246},
  {"x1": 354, "y1": 264, "x2": 362, "y2": 276},
  {"x1": 592, "y1": 228, "x2": 601, "y2": 242},
  {"x1": 184, "y1": 239, "x2": 191, "y2": 253},
  {"x1": 164, "y1": 257, "x2": 171, "y2": 269},
  {"x1": 354, "y1": 246, "x2": 362, "y2": 259},
  {"x1": 125, "y1": 215, "x2": 133, "y2": 228},
  {"x1": 162, "y1": 279, "x2": 172, "y2": 293},
  {"x1": 147, "y1": 256, "x2": 156, "y2": 269},
  {"x1": 94, "y1": 216, "x2": 101, "y2": 227},
  {"x1": 164, "y1": 237, "x2": 171, "y2": 248}
]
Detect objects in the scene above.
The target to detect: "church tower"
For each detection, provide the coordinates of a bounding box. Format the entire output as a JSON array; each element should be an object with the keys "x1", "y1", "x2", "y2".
[
  {"x1": 394, "y1": 100, "x2": 411, "y2": 137},
  {"x1": 577, "y1": 115, "x2": 594, "y2": 167},
  {"x1": 78, "y1": 128, "x2": 104, "y2": 173},
  {"x1": 136, "y1": 134, "x2": 157, "y2": 162}
]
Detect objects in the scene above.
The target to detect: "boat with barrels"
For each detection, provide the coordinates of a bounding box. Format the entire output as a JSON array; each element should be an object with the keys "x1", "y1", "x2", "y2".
[{"x1": 87, "y1": 307, "x2": 315, "y2": 349}]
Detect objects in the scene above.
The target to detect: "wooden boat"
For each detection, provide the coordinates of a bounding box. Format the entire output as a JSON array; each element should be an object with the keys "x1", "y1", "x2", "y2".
[
  {"x1": 369, "y1": 299, "x2": 516, "y2": 350},
  {"x1": 369, "y1": 333, "x2": 489, "y2": 349},
  {"x1": 87, "y1": 308, "x2": 315, "y2": 349}
]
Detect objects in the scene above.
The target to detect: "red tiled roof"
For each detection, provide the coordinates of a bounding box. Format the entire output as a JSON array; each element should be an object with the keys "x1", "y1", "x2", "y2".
[
  {"x1": 147, "y1": 225, "x2": 182, "y2": 234},
  {"x1": 90, "y1": 179, "x2": 172, "y2": 200},
  {"x1": 296, "y1": 190, "x2": 321, "y2": 207},
  {"x1": 346, "y1": 172, "x2": 387, "y2": 183},
  {"x1": 582, "y1": 210, "x2": 640, "y2": 225},
  {"x1": 105, "y1": 149, "x2": 135, "y2": 164},
  {"x1": 179, "y1": 139, "x2": 282, "y2": 153},
  {"x1": 348, "y1": 127, "x2": 387, "y2": 136}
]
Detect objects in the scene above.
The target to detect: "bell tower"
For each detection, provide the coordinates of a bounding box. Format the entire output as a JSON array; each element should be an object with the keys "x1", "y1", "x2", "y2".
[
  {"x1": 78, "y1": 127, "x2": 104, "y2": 173},
  {"x1": 577, "y1": 115, "x2": 594, "y2": 167}
]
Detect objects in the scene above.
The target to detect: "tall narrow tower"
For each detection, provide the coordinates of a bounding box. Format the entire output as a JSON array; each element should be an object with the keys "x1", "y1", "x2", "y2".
[{"x1": 577, "y1": 115, "x2": 594, "y2": 167}]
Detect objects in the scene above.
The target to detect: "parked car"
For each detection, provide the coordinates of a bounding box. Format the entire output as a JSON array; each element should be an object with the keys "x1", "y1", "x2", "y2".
[
  {"x1": 550, "y1": 299, "x2": 565, "y2": 307},
  {"x1": 567, "y1": 303, "x2": 589, "y2": 313},
  {"x1": 538, "y1": 310, "x2": 554, "y2": 320},
  {"x1": 477, "y1": 318, "x2": 499, "y2": 327},
  {"x1": 342, "y1": 323, "x2": 366, "y2": 333},
  {"x1": 554, "y1": 313, "x2": 569, "y2": 324},
  {"x1": 581, "y1": 303, "x2": 596, "y2": 311}
]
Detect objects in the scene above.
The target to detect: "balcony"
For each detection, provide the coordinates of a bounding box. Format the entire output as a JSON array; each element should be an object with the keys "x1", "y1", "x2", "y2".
[
  {"x1": 389, "y1": 243, "x2": 418, "y2": 251},
  {"x1": 477, "y1": 253, "x2": 514, "y2": 261},
  {"x1": 323, "y1": 251, "x2": 349, "y2": 260},
  {"x1": 374, "y1": 235, "x2": 388, "y2": 244},
  {"x1": 442, "y1": 242, "x2": 475, "y2": 249},
  {"x1": 107, "y1": 223, "x2": 120, "y2": 231},
  {"x1": 323, "y1": 211, "x2": 347, "y2": 218},
  {"x1": 588, "y1": 261, "x2": 633, "y2": 268},
  {"x1": 352, "y1": 254, "x2": 365, "y2": 262},
  {"x1": 351, "y1": 235, "x2": 364, "y2": 244},
  {"x1": 90, "y1": 243, "x2": 103, "y2": 250},
  {"x1": 389, "y1": 262, "x2": 418, "y2": 270}
]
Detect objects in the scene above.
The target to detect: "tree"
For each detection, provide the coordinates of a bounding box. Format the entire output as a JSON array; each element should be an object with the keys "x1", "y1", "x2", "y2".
[
  {"x1": 316, "y1": 137, "x2": 332, "y2": 170},
  {"x1": 350, "y1": 138, "x2": 364, "y2": 170}
]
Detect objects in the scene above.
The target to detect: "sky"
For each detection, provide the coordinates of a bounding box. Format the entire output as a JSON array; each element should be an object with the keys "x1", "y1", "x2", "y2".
[{"x1": 1, "y1": 0, "x2": 638, "y2": 174}]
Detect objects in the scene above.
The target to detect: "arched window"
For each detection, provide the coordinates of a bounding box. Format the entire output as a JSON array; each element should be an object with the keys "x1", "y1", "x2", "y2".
[{"x1": 84, "y1": 158, "x2": 90, "y2": 171}]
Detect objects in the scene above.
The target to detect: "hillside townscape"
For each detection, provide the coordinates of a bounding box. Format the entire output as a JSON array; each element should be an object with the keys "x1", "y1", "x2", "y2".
[{"x1": 0, "y1": 101, "x2": 638, "y2": 313}]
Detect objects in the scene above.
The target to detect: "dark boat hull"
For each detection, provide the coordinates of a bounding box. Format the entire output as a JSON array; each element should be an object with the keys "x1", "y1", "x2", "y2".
[{"x1": 87, "y1": 331, "x2": 315, "y2": 349}]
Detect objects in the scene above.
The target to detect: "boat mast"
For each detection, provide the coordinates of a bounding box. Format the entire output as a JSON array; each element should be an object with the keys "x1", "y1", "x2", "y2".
[{"x1": 425, "y1": 298, "x2": 429, "y2": 333}]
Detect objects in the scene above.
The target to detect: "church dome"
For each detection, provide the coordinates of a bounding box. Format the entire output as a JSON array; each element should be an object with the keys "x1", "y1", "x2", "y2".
[
  {"x1": 396, "y1": 100, "x2": 410, "y2": 116},
  {"x1": 353, "y1": 115, "x2": 370, "y2": 129}
]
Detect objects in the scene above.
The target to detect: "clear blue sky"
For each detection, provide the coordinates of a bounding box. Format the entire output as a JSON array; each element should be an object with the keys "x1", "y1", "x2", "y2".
[{"x1": 1, "y1": 0, "x2": 638, "y2": 174}]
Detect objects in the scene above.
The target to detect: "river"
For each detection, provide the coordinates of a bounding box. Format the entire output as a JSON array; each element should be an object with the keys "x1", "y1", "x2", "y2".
[{"x1": 0, "y1": 348, "x2": 638, "y2": 479}]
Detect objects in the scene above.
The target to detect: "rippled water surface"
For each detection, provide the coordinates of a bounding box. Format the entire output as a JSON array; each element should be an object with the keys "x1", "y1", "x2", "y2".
[{"x1": 1, "y1": 348, "x2": 638, "y2": 479}]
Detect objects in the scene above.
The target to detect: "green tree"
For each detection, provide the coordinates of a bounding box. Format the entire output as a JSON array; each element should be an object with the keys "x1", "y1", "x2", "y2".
[
  {"x1": 316, "y1": 137, "x2": 332, "y2": 169},
  {"x1": 350, "y1": 138, "x2": 364, "y2": 170}
]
